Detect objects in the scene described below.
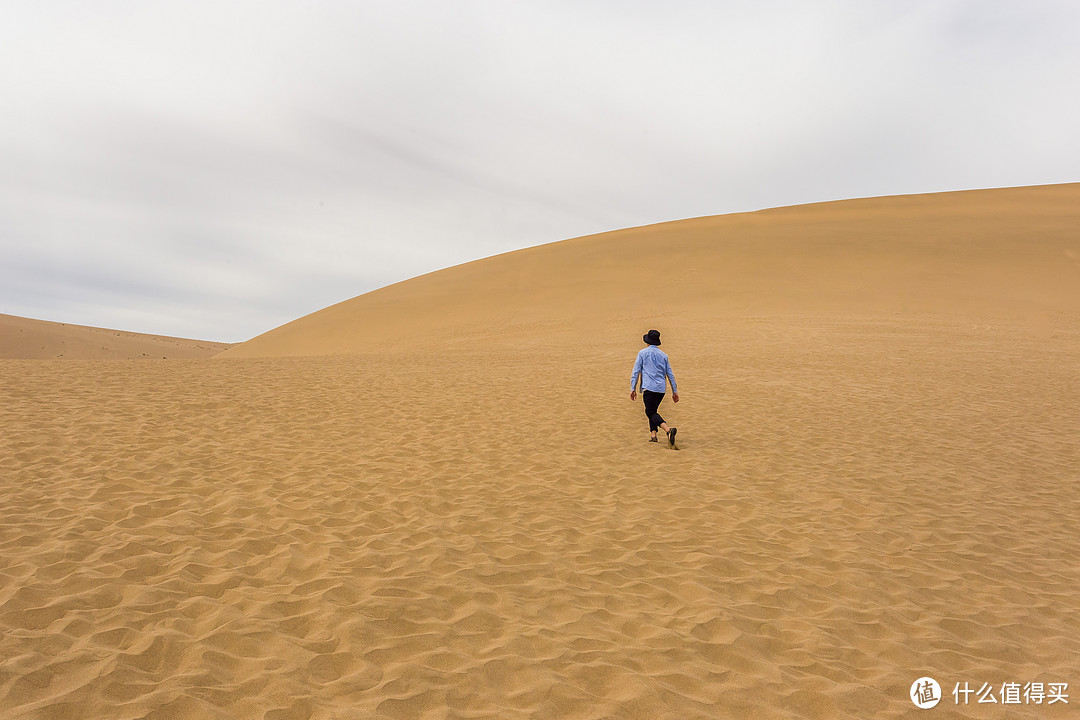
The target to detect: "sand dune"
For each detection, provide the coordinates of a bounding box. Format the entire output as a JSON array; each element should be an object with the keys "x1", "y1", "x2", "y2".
[
  {"x1": 220, "y1": 183, "x2": 1080, "y2": 358},
  {"x1": 2, "y1": 184, "x2": 1079, "y2": 719},
  {"x1": 0, "y1": 314, "x2": 233, "y2": 360}
]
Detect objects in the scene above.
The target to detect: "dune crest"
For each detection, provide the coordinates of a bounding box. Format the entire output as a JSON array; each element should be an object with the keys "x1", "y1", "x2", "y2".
[{"x1": 221, "y1": 183, "x2": 1080, "y2": 358}]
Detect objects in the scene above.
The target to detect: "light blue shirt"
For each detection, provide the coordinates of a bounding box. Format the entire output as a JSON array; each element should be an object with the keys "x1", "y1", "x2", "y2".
[{"x1": 631, "y1": 345, "x2": 677, "y2": 394}]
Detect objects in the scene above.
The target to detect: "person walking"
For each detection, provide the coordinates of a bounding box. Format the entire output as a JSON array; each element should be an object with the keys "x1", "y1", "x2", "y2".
[{"x1": 630, "y1": 329, "x2": 679, "y2": 446}]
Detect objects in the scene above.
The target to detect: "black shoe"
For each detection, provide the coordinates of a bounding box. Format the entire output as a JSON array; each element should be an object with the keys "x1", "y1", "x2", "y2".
[
  {"x1": 667, "y1": 427, "x2": 677, "y2": 447},
  {"x1": 649, "y1": 436, "x2": 658, "y2": 442}
]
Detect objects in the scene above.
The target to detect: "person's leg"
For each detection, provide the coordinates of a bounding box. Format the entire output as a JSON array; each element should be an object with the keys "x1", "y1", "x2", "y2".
[
  {"x1": 644, "y1": 390, "x2": 677, "y2": 446},
  {"x1": 643, "y1": 391, "x2": 665, "y2": 440}
]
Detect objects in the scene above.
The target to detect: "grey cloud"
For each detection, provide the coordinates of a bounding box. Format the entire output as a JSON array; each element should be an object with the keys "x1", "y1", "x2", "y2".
[{"x1": 1, "y1": 1, "x2": 1078, "y2": 341}]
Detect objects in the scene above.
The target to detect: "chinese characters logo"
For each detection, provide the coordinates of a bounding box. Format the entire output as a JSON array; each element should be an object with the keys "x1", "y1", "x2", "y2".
[{"x1": 911, "y1": 677, "x2": 942, "y2": 709}]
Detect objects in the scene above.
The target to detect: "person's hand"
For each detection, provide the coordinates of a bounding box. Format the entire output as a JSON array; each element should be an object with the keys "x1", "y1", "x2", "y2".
[
  {"x1": 672, "y1": 392, "x2": 680, "y2": 403},
  {"x1": 630, "y1": 390, "x2": 637, "y2": 401}
]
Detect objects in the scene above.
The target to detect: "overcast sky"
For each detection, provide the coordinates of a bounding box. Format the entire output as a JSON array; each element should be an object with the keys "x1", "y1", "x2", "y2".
[{"x1": 2, "y1": 1, "x2": 1078, "y2": 342}]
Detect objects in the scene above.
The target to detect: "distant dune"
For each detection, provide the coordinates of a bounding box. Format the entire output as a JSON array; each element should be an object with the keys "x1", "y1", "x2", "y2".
[
  {"x1": 221, "y1": 183, "x2": 1080, "y2": 358},
  {"x1": 0, "y1": 313, "x2": 233, "y2": 359}
]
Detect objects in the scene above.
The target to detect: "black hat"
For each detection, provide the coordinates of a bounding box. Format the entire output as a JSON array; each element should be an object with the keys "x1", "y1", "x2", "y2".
[{"x1": 643, "y1": 329, "x2": 661, "y2": 346}]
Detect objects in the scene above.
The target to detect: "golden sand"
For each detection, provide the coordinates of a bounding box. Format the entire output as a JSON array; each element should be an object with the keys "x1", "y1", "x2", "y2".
[
  {"x1": 0, "y1": 314, "x2": 232, "y2": 360},
  {"x1": 221, "y1": 183, "x2": 1080, "y2": 358},
  {"x1": 1, "y1": 185, "x2": 1078, "y2": 718}
]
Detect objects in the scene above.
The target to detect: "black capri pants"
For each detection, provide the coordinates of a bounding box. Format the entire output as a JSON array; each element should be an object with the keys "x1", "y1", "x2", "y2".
[{"x1": 642, "y1": 390, "x2": 666, "y2": 432}]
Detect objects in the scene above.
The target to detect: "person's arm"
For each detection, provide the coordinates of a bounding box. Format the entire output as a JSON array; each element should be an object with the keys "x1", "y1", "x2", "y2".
[
  {"x1": 667, "y1": 357, "x2": 679, "y2": 402},
  {"x1": 630, "y1": 353, "x2": 643, "y2": 400}
]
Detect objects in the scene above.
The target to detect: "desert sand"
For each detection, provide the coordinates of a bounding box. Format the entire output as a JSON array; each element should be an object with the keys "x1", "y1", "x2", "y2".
[
  {"x1": 0, "y1": 314, "x2": 233, "y2": 360},
  {"x1": 1, "y1": 184, "x2": 1078, "y2": 719}
]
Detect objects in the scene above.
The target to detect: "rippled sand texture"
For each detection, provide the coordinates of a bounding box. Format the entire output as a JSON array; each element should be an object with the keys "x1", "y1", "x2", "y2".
[{"x1": 2, "y1": 319, "x2": 1078, "y2": 718}]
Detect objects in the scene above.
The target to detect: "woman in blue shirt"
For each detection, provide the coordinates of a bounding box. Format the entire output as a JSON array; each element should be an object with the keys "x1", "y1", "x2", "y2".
[{"x1": 630, "y1": 329, "x2": 679, "y2": 446}]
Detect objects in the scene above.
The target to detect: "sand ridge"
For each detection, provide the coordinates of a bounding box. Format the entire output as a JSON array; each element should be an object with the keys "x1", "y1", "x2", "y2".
[
  {"x1": 220, "y1": 183, "x2": 1080, "y2": 358},
  {"x1": 0, "y1": 314, "x2": 233, "y2": 360},
  {"x1": 2, "y1": 184, "x2": 1079, "y2": 718}
]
